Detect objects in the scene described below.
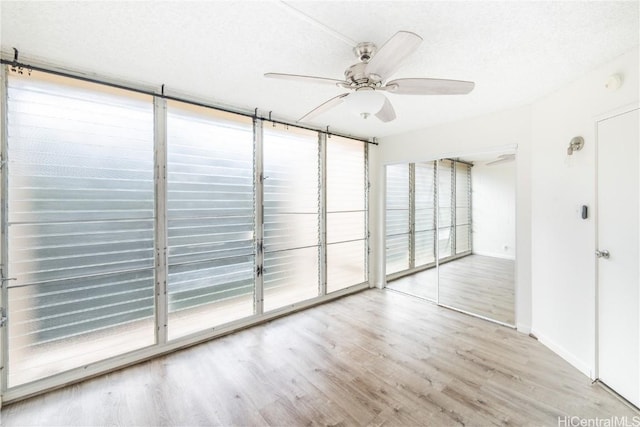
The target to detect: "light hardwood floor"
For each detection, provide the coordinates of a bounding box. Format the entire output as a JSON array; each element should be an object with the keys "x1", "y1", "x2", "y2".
[
  {"x1": 387, "y1": 255, "x2": 515, "y2": 324},
  {"x1": 9, "y1": 284, "x2": 333, "y2": 387},
  {"x1": 2, "y1": 289, "x2": 636, "y2": 426}
]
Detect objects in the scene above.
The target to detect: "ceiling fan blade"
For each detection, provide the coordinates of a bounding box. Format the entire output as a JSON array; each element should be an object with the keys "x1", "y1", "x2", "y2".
[
  {"x1": 264, "y1": 72, "x2": 347, "y2": 87},
  {"x1": 384, "y1": 78, "x2": 475, "y2": 95},
  {"x1": 298, "y1": 93, "x2": 350, "y2": 123},
  {"x1": 486, "y1": 154, "x2": 515, "y2": 166},
  {"x1": 365, "y1": 31, "x2": 423, "y2": 80},
  {"x1": 375, "y1": 95, "x2": 396, "y2": 123}
]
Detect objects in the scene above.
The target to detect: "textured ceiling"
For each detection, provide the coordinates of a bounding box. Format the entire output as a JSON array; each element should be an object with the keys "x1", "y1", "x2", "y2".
[{"x1": 1, "y1": 1, "x2": 638, "y2": 139}]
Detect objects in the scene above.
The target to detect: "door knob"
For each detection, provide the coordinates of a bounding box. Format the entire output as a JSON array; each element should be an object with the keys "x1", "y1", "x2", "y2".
[{"x1": 595, "y1": 249, "x2": 610, "y2": 259}]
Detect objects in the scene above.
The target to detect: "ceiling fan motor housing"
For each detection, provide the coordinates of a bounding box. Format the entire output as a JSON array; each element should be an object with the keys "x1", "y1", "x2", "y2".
[
  {"x1": 354, "y1": 42, "x2": 377, "y2": 62},
  {"x1": 347, "y1": 42, "x2": 383, "y2": 86},
  {"x1": 344, "y1": 62, "x2": 383, "y2": 87}
]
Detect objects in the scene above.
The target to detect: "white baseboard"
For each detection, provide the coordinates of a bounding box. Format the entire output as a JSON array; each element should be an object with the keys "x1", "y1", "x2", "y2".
[
  {"x1": 531, "y1": 328, "x2": 593, "y2": 378},
  {"x1": 472, "y1": 250, "x2": 516, "y2": 260}
]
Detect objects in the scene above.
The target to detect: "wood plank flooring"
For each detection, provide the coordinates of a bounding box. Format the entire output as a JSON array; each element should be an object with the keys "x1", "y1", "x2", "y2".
[
  {"x1": 388, "y1": 255, "x2": 515, "y2": 324},
  {"x1": 9, "y1": 284, "x2": 335, "y2": 387},
  {"x1": 386, "y1": 266, "x2": 438, "y2": 301},
  {"x1": 2, "y1": 289, "x2": 636, "y2": 426}
]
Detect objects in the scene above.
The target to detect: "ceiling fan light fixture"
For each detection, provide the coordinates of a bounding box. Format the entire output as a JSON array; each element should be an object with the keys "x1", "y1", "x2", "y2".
[
  {"x1": 265, "y1": 30, "x2": 474, "y2": 124},
  {"x1": 347, "y1": 88, "x2": 386, "y2": 119}
]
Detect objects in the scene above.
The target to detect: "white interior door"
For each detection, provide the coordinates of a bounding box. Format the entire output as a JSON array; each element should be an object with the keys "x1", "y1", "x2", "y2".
[{"x1": 597, "y1": 107, "x2": 640, "y2": 407}]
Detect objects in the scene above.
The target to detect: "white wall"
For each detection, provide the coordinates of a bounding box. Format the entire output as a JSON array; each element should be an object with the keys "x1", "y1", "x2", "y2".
[
  {"x1": 471, "y1": 161, "x2": 516, "y2": 260},
  {"x1": 374, "y1": 46, "x2": 639, "y2": 380},
  {"x1": 530, "y1": 48, "x2": 639, "y2": 377},
  {"x1": 374, "y1": 104, "x2": 532, "y2": 333}
]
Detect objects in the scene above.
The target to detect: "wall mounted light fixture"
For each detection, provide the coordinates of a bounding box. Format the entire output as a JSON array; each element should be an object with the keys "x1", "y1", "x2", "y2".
[{"x1": 567, "y1": 136, "x2": 584, "y2": 155}]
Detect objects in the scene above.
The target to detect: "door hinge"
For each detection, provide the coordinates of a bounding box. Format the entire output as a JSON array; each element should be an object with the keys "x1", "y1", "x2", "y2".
[
  {"x1": 0, "y1": 308, "x2": 7, "y2": 328},
  {"x1": 256, "y1": 265, "x2": 263, "y2": 277}
]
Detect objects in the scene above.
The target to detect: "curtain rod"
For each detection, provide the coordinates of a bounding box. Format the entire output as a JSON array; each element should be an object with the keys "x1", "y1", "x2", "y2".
[{"x1": 1, "y1": 58, "x2": 377, "y2": 145}]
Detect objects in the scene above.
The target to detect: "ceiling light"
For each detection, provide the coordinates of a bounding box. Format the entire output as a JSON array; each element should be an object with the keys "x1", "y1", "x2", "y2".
[{"x1": 347, "y1": 88, "x2": 385, "y2": 119}]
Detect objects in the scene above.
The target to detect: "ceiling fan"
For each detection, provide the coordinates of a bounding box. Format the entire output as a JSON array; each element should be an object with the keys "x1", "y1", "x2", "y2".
[
  {"x1": 264, "y1": 31, "x2": 475, "y2": 123},
  {"x1": 486, "y1": 153, "x2": 516, "y2": 166}
]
